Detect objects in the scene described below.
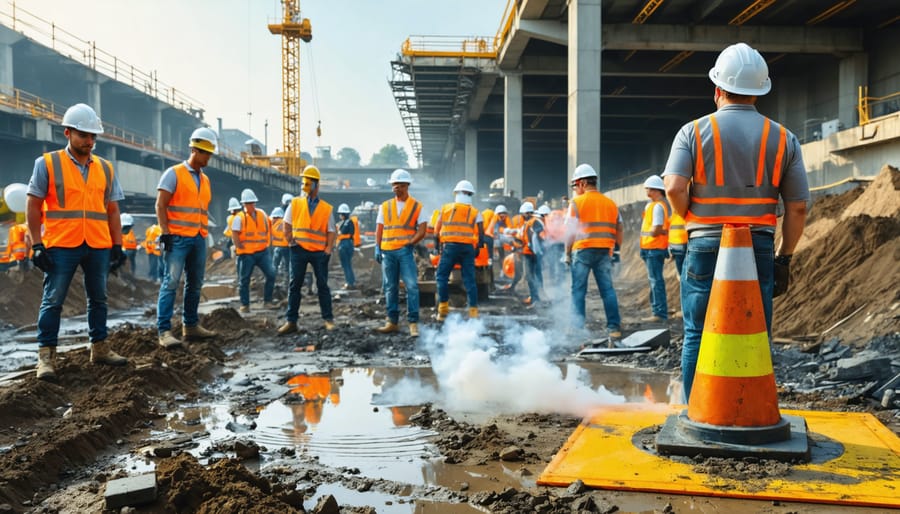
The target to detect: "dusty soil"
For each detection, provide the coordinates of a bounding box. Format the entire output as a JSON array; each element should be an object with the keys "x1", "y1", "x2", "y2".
[{"x1": 0, "y1": 166, "x2": 897, "y2": 513}]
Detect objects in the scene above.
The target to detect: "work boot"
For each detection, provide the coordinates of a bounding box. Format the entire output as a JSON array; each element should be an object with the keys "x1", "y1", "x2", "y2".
[
  {"x1": 608, "y1": 328, "x2": 623, "y2": 339},
  {"x1": 376, "y1": 320, "x2": 399, "y2": 334},
  {"x1": 159, "y1": 330, "x2": 182, "y2": 349},
  {"x1": 90, "y1": 340, "x2": 127, "y2": 366},
  {"x1": 36, "y1": 346, "x2": 57, "y2": 381},
  {"x1": 277, "y1": 321, "x2": 298, "y2": 335},
  {"x1": 408, "y1": 323, "x2": 419, "y2": 337},
  {"x1": 468, "y1": 307, "x2": 479, "y2": 319},
  {"x1": 436, "y1": 301, "x2": 450, "y2": 322},
  {"x1": 183, "y1": 324, "x2": 217, "y2": 340},
  {"x1": 263, "y1": 300, "x2": 280, "y2": 309},
  {"x1": 324, "y1": 320, "x2": 336, "y2": 331},
  {"x1": 239, "y1": 305, "x2": 250, "y2": 313},
  {"x1": 641, "y1": 315, "x2": 666, "y2": 323}
]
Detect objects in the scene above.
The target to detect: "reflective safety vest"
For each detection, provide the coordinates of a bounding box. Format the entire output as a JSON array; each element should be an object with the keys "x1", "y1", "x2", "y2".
[
  {"x1": 8, "y1": 224, "x2": 28, "y2": 261},
  {"x1": 487, "y1": 215, "x2": 508, "y2": 237},
  {"x1": 687, "y1": 114, "x2": 787, "y2": 228},
  {"x1": 290, "y1": 197, "x2": 333, "y2": 252},
  {"x1": 337, "y1": 217, "x2": 361, "y2": 247},
  {"x1": 223, "y1": 213, "x2": 236, "y2": 238},
  {"x1": 235, "y1": 209, "x2": 270, "y2": 255},
  {"x1": 570, "y1": 190, "x2": 618, "y2": 251},
  {"x1": 438, "y1": 203, "x2": 478, "y2": 245},
  {"x1": 640, "y1": 200, "x2": 670, "y2": 250},
  {"x1": 521, "y1": 217, "x2": 543, "y2": 256},
  {"x1": 669, "y1": 213, "x2": 688, "y2": 246},
  {"x1": 42, "y1": 150, "x2": 113, "y2": 249},
  {"x1": 165, "y1": 163, "x2": 211, "y2": 238},
  {"x1": 380, "y1": 197, "x2": 422, "y2": 251},
  {"x1": 144, "y1": 224, "x2": 162, "y2": 256},
  {"x1": 271, "y1": 217, "x2": 289, "y2": 247},
  {"x1": 122, "y1": 230, "x2": 138, "y2": 251}
]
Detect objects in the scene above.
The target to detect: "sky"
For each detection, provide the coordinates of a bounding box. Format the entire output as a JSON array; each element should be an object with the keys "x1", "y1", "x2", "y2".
[{"x1": 18, "y1": 0, "x2": 508, "y2": 167}]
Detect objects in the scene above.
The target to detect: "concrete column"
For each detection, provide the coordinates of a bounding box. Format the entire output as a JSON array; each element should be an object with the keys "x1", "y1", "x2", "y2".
[
  {"x1": 152, "y1": 104, "x2": 164, "y2": 149},
  {"x1": 839, "y1": 53, "x2": 867, "y2": 129},
  {"x1": 504, "y1": 73, "x2": 523, "y2": 198},
  {"x1": 0, "y1": 42, "x2": 13, "y2": 96},
  {"x1": 87, "y1": 81, "x2": 102, "y2": 115},
  {"x1": 465, "y1": 126, "x2": 478, "y2": 186},
  {"x1": 567, "y1": 0, "x2": 602, "y2": 183},
  {"x1": 107, "y1": 145, "x2": 117, "y2": 163}
]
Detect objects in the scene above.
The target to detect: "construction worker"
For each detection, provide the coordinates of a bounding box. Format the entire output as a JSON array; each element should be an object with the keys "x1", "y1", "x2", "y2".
[
  {"x1": 223, "y1": 196, "x2": 242, "y2": 255},
  {"x1": 565, "y1": 163, "x2": 623, "y2": 338},
  {"x1": 26, "y1": 102, "x2": 128, "y2": 380},
  {"x1": 640, "y1": 175, "x2": 670, "y2": 323},
  {"x1": 541, "y1": 205, "x2": 566, "y2": 285},
  {"x1": 374, "y1": 169, "x2": 427, "y2": 336},
  {"x1": 668, "y1": 211, "x2": 687, "y2": 276},
  {"x1": 280, "y1": 192, "x2": 293, "y2": 213},
  {"x1": 269, "y1": 206, "x2": 289, "y2": 285},
  {"x1": 336, "y1": 203, "x2": 357, "y2": 289},
  {"x1": 481, "y1": 206, "x2": 495, "y2": 266},
  {"x1": 519, "y1": 202, "x2": 544, "y2": 306},
  {"x1": 662, "y1": 42, "x2": 809, "y2": 401},
  {"x1": 144, "y1": 222, "x2": 162, "y2": 282},
  {"x1": 434, "y1": 180, "x2": 483, "y2": 321},
  {"x1": 278, "y1": 165, "x2": 336, "y2": 334},
  {"x1": 487, "y1": 204, "x2": 511, "y2": 264},
  {"x1": 232, "y1": 188, "x2": 276, "y2": 312},
  {"x1": 120, "y1": 213, "x2": 138, "y2": 275},
  {"x1": 156, "y1": 127, "x2": 219, "y2": 348},
  {"x1": 7, "y1": 222, "x2": 29, "y2": 271}
]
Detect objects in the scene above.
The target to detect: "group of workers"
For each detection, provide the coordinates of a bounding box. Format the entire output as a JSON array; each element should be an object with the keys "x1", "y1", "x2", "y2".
[{"x1": 18, "y1": 42, "x2": 808, "y2": 406}]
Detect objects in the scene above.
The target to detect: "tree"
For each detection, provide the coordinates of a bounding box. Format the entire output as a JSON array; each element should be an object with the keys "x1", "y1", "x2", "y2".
[
  {"x1": 335, "y1": 147, "x2": 362, "y2": 167},
  {"x1": 368, "y1": 144, "x2": 409, "y2": 168}
]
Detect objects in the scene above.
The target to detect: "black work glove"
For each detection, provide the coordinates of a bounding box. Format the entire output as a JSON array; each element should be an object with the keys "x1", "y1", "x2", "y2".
[
  {"x1": 32, "y1": 243, "x2": 53, "y2": 273},
  {"x1": 109, "y1": 244, "x2": 127, "y2": 273},
  {"x1": 159, "y1": 234, "x2": 173, "y2": 253},
  {"x1": 773, "y1": 255, "x2": 791, "y2": 298}
]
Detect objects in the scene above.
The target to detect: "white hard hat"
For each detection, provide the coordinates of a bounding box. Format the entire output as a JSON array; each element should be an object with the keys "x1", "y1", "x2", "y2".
[
  {"x1": 227, "y1": 197, "x2": 241, "y2": 211},
  {"x1": 454, "y1": 180, "x2": 475, "y2": 194},
  {"x1": 643, "y1": 175, "x2": 665, "y2": 191},
  {"x1": 389, "y1": 168, "x2": 412, "y2": 184},
  {"x1": 61, "y1": 103, "x2": 104, "y2": 134},
  {"x1": 240, "y1": 188, "x2": 258, "y2": 203},
  {"x1": 571, "y1": 163, "x2": 598, "y2": 183},
  {"x1": 519, "y1": 201, "x2": 535, "y2": 214},
  {"x1": 189, "y1": 127, "x2": 218, "y2": 154},
  {"x1": 270, "y1": 207, "x2": 285, "y2": 218},
  {"x1": 708, "y1": 42, "x2": 771, "y2": 96},
  {"x1": 536, "y1": 205, "x2": 552, "y2": 216},
  {"x1": 120, "y1": 213, "x2": 134, "y2": 226},
  {"x1": 337, "y1": 203, "x2": 350, "y2": 214},
  {"x1": 281, "y1": 193, "x2": 293, "y2": 204},
  {"x1": 495, "y1": 204, "x2": 508, "y2": 214}
]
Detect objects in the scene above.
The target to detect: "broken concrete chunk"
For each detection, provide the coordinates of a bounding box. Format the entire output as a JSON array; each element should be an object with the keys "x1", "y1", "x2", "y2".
[
  {"x1": 104, "y1": 473, "x2": 157, "y2": 510},
  {"x1": 827, "y1": 353, "x2": 892, "y2": 381}
]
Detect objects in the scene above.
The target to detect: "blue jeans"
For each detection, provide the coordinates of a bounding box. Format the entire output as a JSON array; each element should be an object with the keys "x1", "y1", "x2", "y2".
[
  {"x1": 570, "y1": 248, "x2": 621, "y2": 331},
  {"x1": 238, "y1": 249, "x2": 276, "y2": 305},
  {"x1": 148, "y1": 253, "x2": 159, "y2": 281},
  {"x1": 436, "y1": 242, "x2": 477, "y2": 307},
  {"x1": 285, "y1": 246, "x2": 332, "y2": 322},
  {"x1": 38, "y1": 244, "x2": 110, "y2": 346},
  {"x1": 545, "y1": 243, "x2": 565, "y2": 285},
  {"x1": 272, "y1": 246, "x2": 289, "y2": 278},
  {"x1": 125, "y1": 249, "x2": 137, "y2": 274},
  {"x1": 381, "y1": 245, "x2": 420, "y2": 323},
  {"x1": 640, "y1": 248, "x2": 668, "y2": 319},
  {"x1": 681, "y1": 233, "x2": 775, "y2": 402},
  {"x1": 524, "y1": 253, "x2": 543, "y2": 301},
  {"x1": 670, "y1": 245, "x2": 685, "y2": 277},
  {"x1": 157, "y1": 234, "x2": 207, "y2": 333},
  {"x1": 338, "y1": 240, "x2": 356, "y2": 286}
]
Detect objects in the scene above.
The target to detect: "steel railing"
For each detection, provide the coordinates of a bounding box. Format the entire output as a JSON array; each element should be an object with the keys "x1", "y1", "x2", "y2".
[
  {"x1": 858, "y1": 85, "x2": 900, "y2": 126},
  {"x1": 401, "y1": 0, "x2": 516, "y2": 59}
]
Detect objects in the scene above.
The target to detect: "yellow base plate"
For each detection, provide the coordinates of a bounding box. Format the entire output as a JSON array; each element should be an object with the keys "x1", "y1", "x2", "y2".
[{"x1": 538, "y1": 404, "x2": 900, "y2": 508}]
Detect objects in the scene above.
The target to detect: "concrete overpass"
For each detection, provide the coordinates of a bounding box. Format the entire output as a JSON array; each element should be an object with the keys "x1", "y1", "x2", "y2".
[{"x1": 392, "y1": 0, "x2": 900, "y2": 202}]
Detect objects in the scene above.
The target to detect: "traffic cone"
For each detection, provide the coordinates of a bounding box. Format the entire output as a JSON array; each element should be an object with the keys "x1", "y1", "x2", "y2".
[{"x1": 686, "y1": 224, "x2": 781, "y2": 428}]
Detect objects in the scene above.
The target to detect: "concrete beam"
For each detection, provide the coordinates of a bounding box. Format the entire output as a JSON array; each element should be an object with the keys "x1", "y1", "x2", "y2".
[
  {"x1": 520, "y1": 0, "x2": 552, "y2": 19},
  {"x1": 517, "y1": 19, "x2": 568, "y2": 46}
]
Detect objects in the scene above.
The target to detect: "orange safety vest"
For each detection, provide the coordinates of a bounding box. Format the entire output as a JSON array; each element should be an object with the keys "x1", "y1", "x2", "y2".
[
  {"x1": 165, "y1": 163, "x2": 211, "y2": 238},
  {"x1": 122, "y1": 230, "x2": 138, "y2": 251},
  {"x1": 42, "y1": 150, "x2": 113, "y2": 249},
  {"x1": 686, "y1": 114, "x2": 787, "y2": 227},
  {"x1": 521, "y1": 217, "x2": 543, "y2": 256},
  {"x1": 271, "y1": 217, "x2": 289, "y2": 247},
  {"x1": 669, "y1": 213, "x2": 688, "y2": 246},
  {"x1": 570, "y1": 190, "x2": 618, "y2": 251},
  {"x1": 235, "y1": 209, "x2": 270, "y2": 255},
  {"x1": 640, "y1": 200, "x2": 670, "y2": 250},
  {"x1": 223, "y1": 213, "x2": 235, "y2": 238},
  {"x1": 380, "y1": 197, "x2": 422, "y2": 251},
  {"x1": 438, "y1": 203, "x2": 478, "y2": 245},
  {"x1": 290, "y1": 197, "x2": 332, "y2": 252},
  {"x1": 8, "y1": 224, "x2": 28, "y2": 261},
  {"x1": 486, "y1": 215, "x2": 508, "y2": 238},
  {"x1": 337, "y1": 216, "x2": 361, "y2": 247},
  {"x1": 144, "y1": 224, "x2": 161, "y2": 255}
]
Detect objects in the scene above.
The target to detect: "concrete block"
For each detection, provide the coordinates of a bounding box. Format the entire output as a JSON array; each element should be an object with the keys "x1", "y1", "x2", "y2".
[
  {"x1": 104, "y1": 473, "x2": 157, "y2": 510},
  {"x1": 828, "y1": 353, "x2": 892, "y2": 381}
]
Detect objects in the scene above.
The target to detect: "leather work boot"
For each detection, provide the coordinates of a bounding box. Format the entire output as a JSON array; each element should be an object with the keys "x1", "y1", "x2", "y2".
[
  {"x1": 90, "y1": 340, "x2": 127, "y2": 366},
  {"x1": 436, "y1": 302, "x2": 450, "y2": 322},
  {"x1": 159, "y1": 330, "x2": 182, "y2": 349},
  {"x1": 376, "y1": 320, "x2": 399, "y2": 334},
  {"x1": 324, "y1": 321, "x2": 336, "y2": 331},
  {"x1": 277, "y1": 321, "x2": 298, "y2": 335},
  {"x1": 263, "y1": 300, "x2": 280, "y2": 309},
  {"x1": 640, "y1": 315, "x2": 666, "y2": 323},
  {"x1": 36, "y1": 346, "x2": 57, "y2": 381},
  {"x1": 468, "y1": 307, "x2": 479, "y2": 319},
  {"x1": 608, "y1": 328, "x2": 623, "y2": 339},
  {"x1": 408, "y1": 323, "x2": 419, "y2": 337},
  {"x1": 183, "y1": 324, "x2": 217, "y2": 340},
  {"x1": 239, "y1": 305, "x2": 250, "y2": 313}
]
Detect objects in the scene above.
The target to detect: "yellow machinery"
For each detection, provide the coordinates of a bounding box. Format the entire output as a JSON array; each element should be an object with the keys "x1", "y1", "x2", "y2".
[{"x1": 246, "y1": 0, "x2": 311, "y2": 176}]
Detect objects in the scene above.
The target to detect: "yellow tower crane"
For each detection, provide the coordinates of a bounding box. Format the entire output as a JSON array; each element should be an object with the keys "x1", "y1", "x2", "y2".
[{"x1": 268, "y1": 0, "x2": 312, "y2": 176}]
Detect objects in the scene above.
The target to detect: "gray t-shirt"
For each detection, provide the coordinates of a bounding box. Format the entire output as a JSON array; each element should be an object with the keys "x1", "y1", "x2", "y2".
[{"x1": 27, "y1": 147, "x2": 125, "y2": 202}]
